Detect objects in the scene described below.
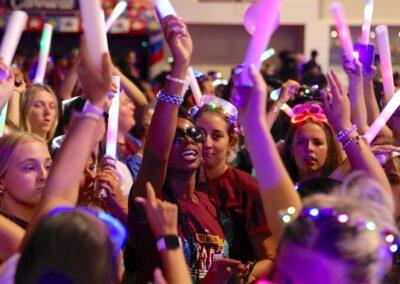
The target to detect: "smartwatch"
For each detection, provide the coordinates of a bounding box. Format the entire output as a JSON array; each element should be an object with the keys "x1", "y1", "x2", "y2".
[{"x1": 157, "y1": 235, "x2": 182, "y2": 251}]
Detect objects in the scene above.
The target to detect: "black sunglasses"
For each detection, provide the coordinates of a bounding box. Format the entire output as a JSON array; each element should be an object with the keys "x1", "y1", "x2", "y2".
[{"x1": 174, "y1": 127, "x2": 204, "y2": 144}]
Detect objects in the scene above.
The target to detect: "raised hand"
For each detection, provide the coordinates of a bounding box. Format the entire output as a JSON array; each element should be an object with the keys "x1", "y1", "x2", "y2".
[
  {"x1": 77, "y1": 36, "x2": 112, "y2": 107},
  {"x1": 321, "y1": 71, "x2": 352, "y2": 133},
  {"x1": 342, "y1": 56, "x2": 362, "y2": 80},
  {"x1": 135, "y1": 182, "x2": 178, "y2": 239},
  {"x1": 279, "y1": 79, "x2": 300, "y2": 103},
  {"x1": 0, "y1": 57, "x2": 15, "y2": 110}
]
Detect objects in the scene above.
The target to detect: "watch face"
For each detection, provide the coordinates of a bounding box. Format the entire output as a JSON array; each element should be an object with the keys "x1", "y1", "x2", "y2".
[{"x1": 164, "y1": 235, "x2": 181, "y2": 249}]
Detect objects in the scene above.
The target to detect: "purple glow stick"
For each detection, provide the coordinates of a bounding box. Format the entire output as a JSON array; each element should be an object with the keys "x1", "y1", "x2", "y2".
[
  {"x1": 330, "y1": 2, "x2": 354, "y2": 62},
  {"x1": 361, "y1": 0, "x2": 374, "y2": 44},
  {"x1": 106, "y1": 76, "x2": 121, "y2": 158},
  {"x1": 0, "y1": 11, "x2": 28, "y2": 80},
  {"x1": 153, "y1": 0, "x2": 177, "y2": 18},
  {"x1": 79, "y1": 0, "x2": 109, "y2": 69},
  {"x1": 376, "y1": 25, "x2": 395, "y2": 101},
  {"x1": 240, "y1": 0, "x2": 282, "y2": 88},
  {"x1": 364, "y1": 90, "x2": 400, "y2": 143}
]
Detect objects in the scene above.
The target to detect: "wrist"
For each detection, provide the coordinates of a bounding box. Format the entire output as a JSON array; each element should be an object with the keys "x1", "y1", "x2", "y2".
[
  {"x1": 171, "y1": 63, "x2": 189, "y2": 78},
  {"x1": 156, "y1": 234, "x2": 182, "y2": 251}
]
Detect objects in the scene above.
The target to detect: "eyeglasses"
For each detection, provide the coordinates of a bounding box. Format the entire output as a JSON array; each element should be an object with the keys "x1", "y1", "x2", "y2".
[
  {"x1": 48, "y1": 206, "x2": 127, "y2": 259},
  {"x1": 291, "y1": 103, "x2": 327, "y2": 125},
  {"x1": 173, "y1": 127, "x2": 204, "y2": 144}
]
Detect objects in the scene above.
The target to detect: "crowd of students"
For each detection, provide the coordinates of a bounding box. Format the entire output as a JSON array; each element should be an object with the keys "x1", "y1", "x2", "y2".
[{"x1": 0, "y1": 10, "x2": 399, "y2": 284}]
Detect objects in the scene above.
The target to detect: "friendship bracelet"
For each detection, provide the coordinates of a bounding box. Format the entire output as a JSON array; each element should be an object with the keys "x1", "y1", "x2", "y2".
[
  {"x1": 337, "y1": 124, "x2": 358, "y2": 142},
  {"x1": 166, "y1": 74, "x2": 186, "y2": 85},
  {"x1": 157, "y1": 90, "x2": 184, "y2": 105},
  {"x1": 342, "y1": 135, "x2": 363, "y2": 151}
]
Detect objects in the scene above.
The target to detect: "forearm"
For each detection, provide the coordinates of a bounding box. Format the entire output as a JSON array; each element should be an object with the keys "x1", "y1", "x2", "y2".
[
  {"x1": 0, "y1": 216, "x2": 24, "y2": 261},
  {"x1": 266, "y1": 99, "x2": 284, "y2": 130},
  {"x1": 348, "y1": 78, "x2": 368, "y2": 133},
  {"x1": 242, "y1": 117, "x2": 301, "y2": 242},
  {"x1": 114, "y1": 67, "x2": 148, "y2": 108},
  {"x1": 58, "y1": 64, "x2": 78, "y2": 100},
  {"x1": 160, "y1": 248, "x2": 191, "y2": 284},
  {"x1": 6, "y1": 90, "x2": 21, "y2": 127}
]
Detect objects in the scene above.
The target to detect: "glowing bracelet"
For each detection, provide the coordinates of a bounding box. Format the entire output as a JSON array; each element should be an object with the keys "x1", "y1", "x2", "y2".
[{"x1": 34, "y1": 23, "x2": 53, "y2": 84}]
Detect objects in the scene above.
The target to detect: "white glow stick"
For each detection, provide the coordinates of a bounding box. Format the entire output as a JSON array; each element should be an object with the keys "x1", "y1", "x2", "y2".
[
  {"x1": 240, "y1": 0, "x2": 282, "y2": 86},
  {"x1": 105, "y1": 1, "x2": 128, "y2": 32},
  {"x1": 281, "y1": 103, "x2": 293, "y2": 117},
  {"x1": 0, "y1": 104, "x2": 8, "y2": 137},
  {"x1": 153, "y1": 0, "x2": 177, "y2": 18},
  {"x1": 330, "y1": 2, "x2": 354, "y2": 61},
  {"x1": 0, "y1": 11, "x2": 28, "y2": 80},
  {"x1": 364, "y1": 90, "x2": 400, "y2": 143},
  {"x1": 79, "y1": 0, "x2": 109, "y2": 69},
  {"x1": 376, "y1": 25, "x2": 395, "y2": 101},
  {"x1": 261, "y1": 48, "x2": 275, "y2": 62},
  {"x1": 187, "y1": 67, "x2": 202, "y2": 106},
  {"x1": 34, "y1": 24, "x2": 53, "y2": 84},
  {"x1": 106, "y1": 76, "x2": 121, "y2": 158},
  {"x1": 361, "y1": 0, "x2": 374, "y2": 44},
  {"x1": 181, "y1": 74, "x2": 190, "y2": 96}
]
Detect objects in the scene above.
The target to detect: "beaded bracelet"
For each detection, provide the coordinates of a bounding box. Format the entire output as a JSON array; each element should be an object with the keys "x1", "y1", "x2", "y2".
[
  {"x1": 337, "y1": 124, "x2": 357, "y2": 142},
  {"x1": 166, "y1": 74, "x2": 185, "y2": 85},
  {"x1": 157, "y1": 90, "x2": 184, "y2": 105},
  {"x1": 342, "y1": 135, "x2": 363, "y2": 151}
]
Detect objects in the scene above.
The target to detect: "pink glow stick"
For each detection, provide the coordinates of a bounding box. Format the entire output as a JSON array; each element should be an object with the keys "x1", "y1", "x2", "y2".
[
  {"x1": 187, "y1": 67, "x2": 202, "y2": 106},
  {"x1": 376, "y1": 25, "x2": 395, "y2": 101},
  {"x1": 330, "y1": 2, "x2": 354, "y2": 61},
  {"x1": 361, "y1": 0, "x2": 374, "y2": 44},
  {"x1": 0, "y1": 11, "x2": 28, "y2": 80},
  {"x1": 240, "y1": 0, "x2": 282, "y2": 87},
  {"x1": 153, "y1": 0, "x2": 177, "y2": 18},
  {"x1": 364, "y1": 90, "x2": 400, "y2": 143},
  {"x1": 79, "y1": 0, "x2": 109, "y2": 69},
  {"x1": 34, "y1": 24, "x2": 53, "y2": 84},
  {"x1": 106, "y1": 76, "x2": 121, "y2": 158}
]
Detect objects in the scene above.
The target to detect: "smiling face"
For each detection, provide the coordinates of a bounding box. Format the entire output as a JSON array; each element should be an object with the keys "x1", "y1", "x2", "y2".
[
  {"x1": 28, "y1": 90, "x2": 57, "y2": 140},
  {"x1": 168, "y1": 118, "x2": 203, "y2": 172},
  {"x1": 195, "y1": 111, "x2": 231, "y2": 170},
  {"x1": 1, "y1": 141, "x2": 52, "y2": 208},
  {"x1": 291, "y1": 121, "x2": 328, "y2": 179}
]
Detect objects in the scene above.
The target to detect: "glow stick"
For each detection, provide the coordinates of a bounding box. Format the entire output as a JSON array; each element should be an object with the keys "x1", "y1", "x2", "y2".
[
  {"x1": 105, "y1": 1, "x2": 128, "y2": 32},
  {"x1": 34, "y1": 24, "x2": 53, "y2": 84},
  {"x1": 330, "y1": 2, "x2": 354, "y2": 61},
  {"x1": 181, "y1": 74, "x2": 190, "y2": 96},
  {"x1": 261, "y1": 48, "x2": 275, "y2": 62},
  {"x1": 240, "y1": 0, "x2": 282, "y2": 87},
  {"x1": 187, "y1": 67, "x2": 202, "y2": 106},
  {"x1": 269, "y1": 88, "x2": 293, "y2": 117},
  {"x1": 106, "y1": 76, "x2": 121, "y2": 158},
  {"x1": 364, "y1": 90, "x2": 400, "y2": 143},
  {"x1": 153, "y1": 0, "x2": 177, "y2": 18},
  {"x1": 0, "y1": 104, "x2": 8, "y2": 137},
  {"x1": 361, "y1": 0, "x2": 374, "y2": 44},
  {"x1": 376, "y1": 25, "x2": 395, "y2": 101},
  {"x1": 79, "y1": 0, "x2": 109, "y2": 69},
  {"x1": 0, "y1": 11, "x2": 28, "y2": 80}
]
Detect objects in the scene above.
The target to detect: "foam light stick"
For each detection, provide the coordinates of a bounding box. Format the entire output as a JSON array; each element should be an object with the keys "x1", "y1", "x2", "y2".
[
  {"x1": 261, "y1": 48, "x2": 275, "y2": 62},
  {"x1": 376, "y1": 25, "x2": 395, "y2": 101},
  {"x1": 79, "y1": 0, "x2": 109, "y2": 69},
  {"x1": 106, "y1": 76, "x2": 121, "y2": 158},
  {"x1": 364, "y1": 90, "x2": 400, "y2": 143},
  {"x1": 187, "y1": 67, "x2": 202, "y2": 106},
  {"x1": 0, "y1": 11, "x2": 28, "y2": 80},
  {"x1": 330, "y1": 2, "x2": 354, "y2": 62},
  {"x1": 153, "y1": 0, "x2": 177, "y2": 18},
  {"x1": 105, "y1": 1, "x2": 128, "y2": 32},
  {"x1": 34, "y1": 24, "x2": 53, "y2": 84},
  {"x1": 240, "y1": 0, "x2": 282, "y2": 89},
  {"x1": 361, "y1": 0, "x2": 374, "y2": 44}
]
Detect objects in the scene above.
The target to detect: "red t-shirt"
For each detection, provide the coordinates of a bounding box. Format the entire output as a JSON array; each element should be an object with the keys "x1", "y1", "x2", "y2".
[
  {"x1": 199, "y1": 167, "x2": 271, "y2": 262},
  {"x1": 126, "y1": 189, "x2": 228, "y2": 283}
]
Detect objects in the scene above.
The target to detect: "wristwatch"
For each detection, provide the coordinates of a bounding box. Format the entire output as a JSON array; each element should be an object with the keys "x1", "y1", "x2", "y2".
[{"x1": 157, "y1": 235, "x2": 182, "y2": 251}]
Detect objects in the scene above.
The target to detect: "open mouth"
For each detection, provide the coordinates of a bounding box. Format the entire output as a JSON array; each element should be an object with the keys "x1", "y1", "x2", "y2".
[{"x1": 180, "y1": 149, "x2": 198, "y2": 161}]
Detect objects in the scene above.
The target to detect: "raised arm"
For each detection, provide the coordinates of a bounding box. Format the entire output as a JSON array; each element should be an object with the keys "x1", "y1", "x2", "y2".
[
  {"x1": 343, "y1": 58, "x2": 369, "y2": 133},
  {"x1": 57, "y1": 62, "x2": 79, "y2": 100},
  {"x1": 233, "y1": 66, "x2": 302, "y2": 242},
  {"x1": 22, "y1": 36, "x2": 112, "y2": 242},
  {"x1": 0, "y1": 59, "x2": 15, "y2": 113},
  {"x1": 322, "y1": 71, "x2": 391, "y2": 191},
  {"x1": 132, "y1": 15, "x2": 192, "y2": 199},
  {"x1": 0, "y1": 215, "x2": 24, "y2": 262}
]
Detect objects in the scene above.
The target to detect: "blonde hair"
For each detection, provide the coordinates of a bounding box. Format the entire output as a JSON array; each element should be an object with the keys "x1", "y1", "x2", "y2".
[
  {"x1": 20, "y1": 85, "x2": 58, "y2": 142},
  {"x1": 0, "y1": 132, "x2": 47, "y2": 178},
  {"x1": 282, "y1": 172, "x2": 397, "y2": 283}
]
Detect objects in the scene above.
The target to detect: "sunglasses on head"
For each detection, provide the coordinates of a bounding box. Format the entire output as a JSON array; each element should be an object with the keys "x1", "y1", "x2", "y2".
[
  {"x1": 291, "y1": 103, "x2": 327, "y2": 125},
  {"x1": 174, "y1": 127, "x2": 204, "y2": 144}
]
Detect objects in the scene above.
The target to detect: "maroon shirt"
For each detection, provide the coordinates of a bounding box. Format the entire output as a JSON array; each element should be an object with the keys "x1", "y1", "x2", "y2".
[{"x1": 199, "y1": 167, "x2": 271, "y2": 262}]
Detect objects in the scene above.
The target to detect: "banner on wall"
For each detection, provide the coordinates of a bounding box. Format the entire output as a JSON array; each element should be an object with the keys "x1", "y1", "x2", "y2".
[{"x1": 6, "y1": 0, "x2": 79, "y2": 11}]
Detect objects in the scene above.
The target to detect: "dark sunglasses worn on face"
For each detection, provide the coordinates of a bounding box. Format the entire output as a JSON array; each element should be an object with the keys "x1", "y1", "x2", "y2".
[{"x1": 174, "y1": 127, "x2": 204, "y2": 144}]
